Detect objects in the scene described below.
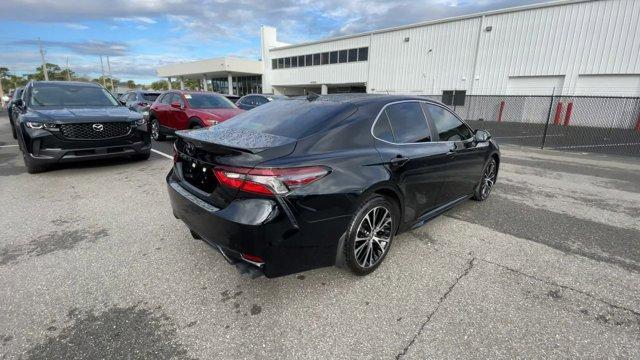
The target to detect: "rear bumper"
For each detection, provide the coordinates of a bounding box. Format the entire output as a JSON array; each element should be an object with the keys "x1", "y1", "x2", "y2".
[{"x1": 166, "y1": 170, "x2": 350, "y2": 278}]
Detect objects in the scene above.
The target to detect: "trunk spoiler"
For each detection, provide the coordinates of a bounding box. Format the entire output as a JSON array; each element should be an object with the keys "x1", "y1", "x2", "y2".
[{"x1": 176, "y1": 127, "x2": 295, "y2": 154}]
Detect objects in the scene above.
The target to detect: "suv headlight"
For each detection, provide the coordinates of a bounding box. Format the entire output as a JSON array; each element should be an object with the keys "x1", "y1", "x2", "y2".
[
  {"x1": 26, "y1": 122, "x2": 44, "y2": 129},
  {"x1": 135, "y1": 118, "x2": 147, "y2": 126}
]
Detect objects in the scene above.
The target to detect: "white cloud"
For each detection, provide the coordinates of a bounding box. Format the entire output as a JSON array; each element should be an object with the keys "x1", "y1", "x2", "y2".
[{"x1": 65, "y1": 23, "x2": 89, "y2": 30}]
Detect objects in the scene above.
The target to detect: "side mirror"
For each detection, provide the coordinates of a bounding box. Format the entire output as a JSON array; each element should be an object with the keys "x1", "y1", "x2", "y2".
[
  {"x1": 14, "y1": 99, "x2": 25, "y2": 108},
  {"x1": 474, "y1": 129, "x2": 491, "y2": 142},
  {"x1": 170, "y1": 101, "x2": 182, "y2": 109},
  {"x1": 119, "y1": 99, "x2": 127, "y2": 105}
]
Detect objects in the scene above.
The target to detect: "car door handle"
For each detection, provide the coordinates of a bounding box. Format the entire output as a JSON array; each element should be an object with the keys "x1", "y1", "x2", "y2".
[{"x1": 390, "y1": 156, "x2": 409, "y2": 167}]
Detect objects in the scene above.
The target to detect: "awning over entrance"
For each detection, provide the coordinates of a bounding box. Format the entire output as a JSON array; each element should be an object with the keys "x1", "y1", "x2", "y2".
[{"x1": 156, "y1": 57, "x2": 263, "y2": 95}]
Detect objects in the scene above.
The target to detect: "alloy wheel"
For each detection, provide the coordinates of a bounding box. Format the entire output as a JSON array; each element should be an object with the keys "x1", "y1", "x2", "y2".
[
  {"x1": 354, "y1": 206, "x2": 392, "y2": 268},
  {"x1": 151, "y1": 120, "x2": 159, "y2": 140},
  {"x1": 480, "y1": 161, "x2": 497, "y2": 199}
]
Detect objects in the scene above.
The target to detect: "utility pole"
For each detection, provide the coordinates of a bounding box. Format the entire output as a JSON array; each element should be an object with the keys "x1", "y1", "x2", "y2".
[
  {"x1": 106, "y1": 56, "x2": 114, "y2": 91},
  {"x1": 38, "y1": 37, "x2": 49, "y2": 81},
  {"x1": 99, "y1": 55, "x2": 106, "y2": 87},
  {"x1": 65, "y1": 57, "x2": 71, "y2": 81}
]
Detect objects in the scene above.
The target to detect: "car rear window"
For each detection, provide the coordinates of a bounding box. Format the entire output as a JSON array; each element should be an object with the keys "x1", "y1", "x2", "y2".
[
  {"x1": 143, "y1": 93, "x2": 160, "y2": 101},
  {"x1": 217, "y1": 99, "x2": 356, "y2": 139}
]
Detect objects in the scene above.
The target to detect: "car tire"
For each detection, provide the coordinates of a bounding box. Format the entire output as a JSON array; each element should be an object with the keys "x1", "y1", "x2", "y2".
[
  {"x1": 472, "y1": 157, "x2": 497, "y2": 201},
  {"x1": 23, "y1": 153, "x2": 48, "y2": 174},
  {"x1": 343, "y1": 195, "x2": 399, "y2": 276},
  {"x1": 11, "y1": 121, "x2": 17, "y2": 139},
  {"x1": 132, "y1": 150, "x2": 151, "y2": 161},
  {"x1": 151, "y1": 118, "x2": 166, "y2": 141}
]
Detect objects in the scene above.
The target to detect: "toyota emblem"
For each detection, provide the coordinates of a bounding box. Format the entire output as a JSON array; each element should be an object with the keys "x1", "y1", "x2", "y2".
[
  {"x1": 92, "y1": 123, "x2": 104, "y2": 132},
  {"x1": 184, "y1": 142, "x2": 196, "y2": 156}
]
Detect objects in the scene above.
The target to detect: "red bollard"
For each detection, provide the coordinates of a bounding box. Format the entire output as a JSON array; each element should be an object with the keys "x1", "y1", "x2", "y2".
[
  {"x1": 553, "y1": 102, "x2": 564, "y2": 125},
  {"x1": 497, "y1": 101, "x2": 505, "y2": 123},
  {"x1": 563, "y1": 102, "x2": 573, "y2": 126}
]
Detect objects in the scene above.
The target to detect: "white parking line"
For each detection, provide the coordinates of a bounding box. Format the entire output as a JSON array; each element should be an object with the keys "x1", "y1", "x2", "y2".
[
  {"x1": 0, "y1": 144, "x2": 19, "y2": 148},
  {"x1": 151, "y1": 148, "x2": 173, "y2": 160}
]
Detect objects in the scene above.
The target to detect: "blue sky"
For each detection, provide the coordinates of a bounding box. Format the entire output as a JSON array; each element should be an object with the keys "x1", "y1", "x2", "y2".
[{"x1": 0, "y1": 0, "x2": 545, "y2": 84}]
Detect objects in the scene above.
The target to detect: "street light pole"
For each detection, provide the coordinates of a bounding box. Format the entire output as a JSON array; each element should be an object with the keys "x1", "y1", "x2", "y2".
[{"x1": 99, "y1": 55, "x2": 106, "y2": 87}]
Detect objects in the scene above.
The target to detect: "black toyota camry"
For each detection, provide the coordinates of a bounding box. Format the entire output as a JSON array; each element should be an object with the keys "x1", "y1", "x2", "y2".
[
  {"x1": 167, "y1": 94, "x2": 499, "y2": 278},
  {"x1": 14, "y1": 81, "x2": 151, "y2": 173}
]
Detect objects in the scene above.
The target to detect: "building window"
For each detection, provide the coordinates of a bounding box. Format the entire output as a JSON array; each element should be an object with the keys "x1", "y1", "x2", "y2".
[
  {"x1": 320, "y1": 52, "x2": 329, "y2": 65},
  {"x1": 339, "y1": 50, "x2": 348, "y2": 63},
  {"x1": 329, "y1": 51, "x2": 338, "y2": 64},
  {"x1": 272, "y1": 47, "x2": 369, "y2": 69},
  {"x1": 358, "y1": 47, "x2": 368, "y2": 61},
  {"x1": 348, "y1": 49, "x2": 358, "y2": 62}
]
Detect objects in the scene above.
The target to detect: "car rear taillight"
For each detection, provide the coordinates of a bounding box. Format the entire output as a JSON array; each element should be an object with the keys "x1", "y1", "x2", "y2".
[{"x1": 213, "y1": 166, "x2": 330, "y2": 195}]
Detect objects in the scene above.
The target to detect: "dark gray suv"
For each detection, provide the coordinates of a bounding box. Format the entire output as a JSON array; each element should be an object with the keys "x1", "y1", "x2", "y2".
[{"x1": 121, "y1": 90, "x2": 161, "y2": 119}]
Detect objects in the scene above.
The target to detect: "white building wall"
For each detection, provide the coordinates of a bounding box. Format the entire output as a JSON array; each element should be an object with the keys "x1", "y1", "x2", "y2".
[
  {"x1": 266, "y1": 0, "x2": 640, "y2": 97},
  {"x1": 270, "y1": 35, "x2": 370, "y2": 88}
]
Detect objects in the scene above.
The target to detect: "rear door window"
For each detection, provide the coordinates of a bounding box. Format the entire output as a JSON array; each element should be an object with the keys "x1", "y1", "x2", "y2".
[
  {"x1": 381, "y1": 102, "x2": 431, "y2": 143},
  {"x1": 424, "y1": 104, "x2": 472, "y2": 141}
]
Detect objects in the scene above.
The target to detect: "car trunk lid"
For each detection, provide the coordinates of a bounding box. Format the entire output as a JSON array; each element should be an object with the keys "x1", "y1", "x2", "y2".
[{"x1": 174, "y1": 127, "x2": 296, "y2": 208}]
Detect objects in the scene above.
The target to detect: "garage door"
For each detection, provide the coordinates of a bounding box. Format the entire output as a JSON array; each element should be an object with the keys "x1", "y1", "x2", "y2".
[
  {"x1": 507, "y1": 76, "x2": 565, "y2": 96},
  {"x1": 575, "y1": 75, "x2": 640, "y2": 97}
]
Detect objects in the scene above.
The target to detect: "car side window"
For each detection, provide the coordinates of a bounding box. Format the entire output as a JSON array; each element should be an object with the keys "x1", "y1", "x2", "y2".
[
  {"x1": 381, "y1": 102, "x2": 431, "y2": 143},
  {"x1": 255, "y1": 96, "x2": 268, "y2": 105},
  {"x1": 127, "y1": 93, "x2": 137, "y2": 101},
  {"x1": 425, "y1": 104, "x2": 473, "y2": 142},
  {"x1": 372, "y1": 111, "x2": 394, "y2": 142},
  {"x1": 162, "y1": 93, "x2": 174, "y2": 105},
  {"x1": 173, "y1": 94, "x2": 185, "y2": 107}
]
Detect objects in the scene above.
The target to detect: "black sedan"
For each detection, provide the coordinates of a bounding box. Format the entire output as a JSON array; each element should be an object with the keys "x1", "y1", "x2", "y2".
[
  {"x1": 14, "y1": 81, "x2": 151, "y2": 173},
  {"x1": 167, "y1": 94, "x2": 499, "y2": 277}
]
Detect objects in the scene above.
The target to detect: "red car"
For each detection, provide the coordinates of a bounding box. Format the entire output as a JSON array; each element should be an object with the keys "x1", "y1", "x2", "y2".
[{"x1": 148, "y1": 91, "x2": 244, "y2": 141}]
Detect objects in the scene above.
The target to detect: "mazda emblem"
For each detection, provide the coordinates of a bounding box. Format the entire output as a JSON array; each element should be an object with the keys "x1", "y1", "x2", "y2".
[
  {"x1": 92, "y1": 123, "x2": 104, "y2": 132},
  {"x1": 184, "y1": 142, "x2": 196, "y2": 156}
]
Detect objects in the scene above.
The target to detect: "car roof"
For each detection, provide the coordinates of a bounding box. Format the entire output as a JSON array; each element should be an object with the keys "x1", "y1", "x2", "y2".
[
  {"x1": 31, "y1": 80, "x2": 103, "y2": 88},
  {"x1": 293, "y1": 93, "x2": 444, "y2": 107}
]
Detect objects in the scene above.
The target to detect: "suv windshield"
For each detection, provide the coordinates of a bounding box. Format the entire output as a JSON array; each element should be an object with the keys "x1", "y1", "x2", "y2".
[
  {"x1": 186, "y1": 94, "x2": 235, "y2": 109},
  {"x1": 29, "y1": 84, "x2": 119, "y2": 107}
]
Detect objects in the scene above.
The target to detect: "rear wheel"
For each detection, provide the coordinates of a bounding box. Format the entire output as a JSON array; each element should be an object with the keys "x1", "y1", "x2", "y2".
[
  {"x1": 344, "y1": 195, "x2": 398, "y2": 276},
  {"x1": 151, "y1": 118, "x2": 166, "y2": 141},
  {"x1": 472, "y1": 158, "x2": 497, "y2": 201}
]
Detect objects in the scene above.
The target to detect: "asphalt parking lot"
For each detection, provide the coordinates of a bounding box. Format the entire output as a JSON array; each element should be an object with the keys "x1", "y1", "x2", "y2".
[{"x1": 1, "y1": 113, "x2": 639, "y2": 359}]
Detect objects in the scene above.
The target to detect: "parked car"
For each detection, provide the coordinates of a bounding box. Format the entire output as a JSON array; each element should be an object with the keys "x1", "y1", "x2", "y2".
[
  {"x1": 235, "y1": 94, "x2": 288, "y2": 110},
  {"x1": 7, "y1": 87, "x2": 24, "y2": 139},
  {"x1": 120, "y1": 90, "x2": 161, "y2": 119},
  {"x1": 148, "y1": 91, "x2": 243, "y2": 141},
  {"x1": 222, "y1": 94, "x2": 240, "y2": 103},
  {"x1": 167, "y1": 94, "x2": 499, "y2": 278},
  {"x1": 13, "y1": 81, "x2": 151, "y2": 173}
]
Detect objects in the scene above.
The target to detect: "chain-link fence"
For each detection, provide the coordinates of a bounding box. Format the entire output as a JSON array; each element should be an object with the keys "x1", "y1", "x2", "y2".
[{"x1": 432, "y1": 94, "x2": 640, "y2": 157}]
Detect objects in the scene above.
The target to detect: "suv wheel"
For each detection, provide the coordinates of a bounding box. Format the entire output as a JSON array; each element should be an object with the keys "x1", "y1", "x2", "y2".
[
  {"x1": 344, "y1": 195, "x2": 398, "y2": 276},
  {"x1": 472, "y1": 158, "x2": 497, "y2": 201},
  {"x1": 151, "y1": 118, "x2": 166, "y2": 141},
  {"x1": 23, "y1": 153, "x2": 48, "y2": 174}
]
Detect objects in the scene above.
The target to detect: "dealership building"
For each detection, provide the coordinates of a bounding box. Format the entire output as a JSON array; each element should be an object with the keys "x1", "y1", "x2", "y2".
[{"x1": 156, "y1": 0, "x2": 640, "y2": 98}]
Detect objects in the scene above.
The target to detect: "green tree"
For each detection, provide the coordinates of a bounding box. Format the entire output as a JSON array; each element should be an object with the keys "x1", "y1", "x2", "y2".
[{"x1": 126, "y1": 80, "x2": 136, "y2": 89}]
